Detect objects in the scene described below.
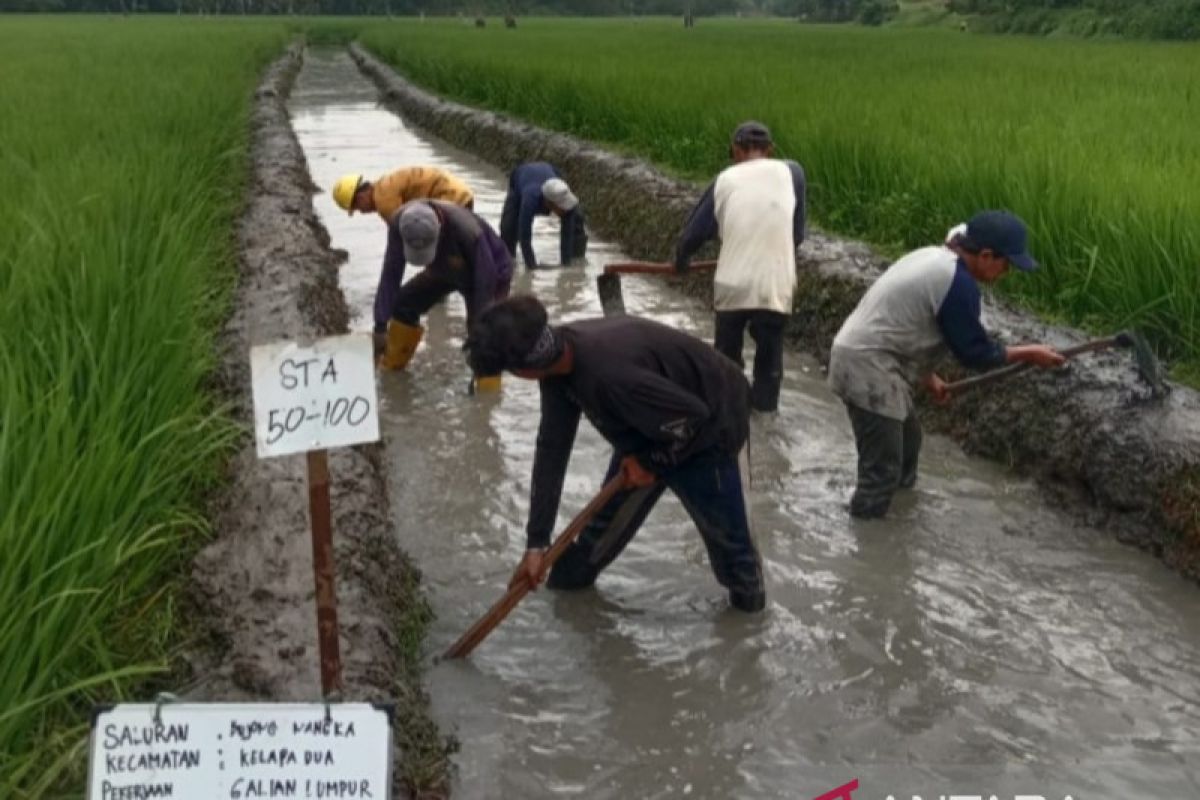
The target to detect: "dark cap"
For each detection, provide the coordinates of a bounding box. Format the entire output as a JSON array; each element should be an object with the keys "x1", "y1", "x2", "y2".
[
  {"x1": 965, "y1": 210, "x2": 1038, "y2": 272},
  {"x1": 732, "y1": 120, "x2": 772, "y2": 149}
]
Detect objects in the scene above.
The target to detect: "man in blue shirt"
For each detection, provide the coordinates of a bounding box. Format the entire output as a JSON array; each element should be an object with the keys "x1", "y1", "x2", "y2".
[
  {"x1": 499, "y1": 162, "x2": 587, "y2": 270},
  {"x1": 828, "y1": 211, "x2": 1065, "y2": 518}
]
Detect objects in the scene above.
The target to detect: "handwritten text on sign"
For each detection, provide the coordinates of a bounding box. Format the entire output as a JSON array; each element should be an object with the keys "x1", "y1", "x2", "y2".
[
  {"x1": 251, "y1": 335, "x2": 380, "y2": 458},
  {"x1": 88, "y1": 703, "x2": 391, "y2": 800}
]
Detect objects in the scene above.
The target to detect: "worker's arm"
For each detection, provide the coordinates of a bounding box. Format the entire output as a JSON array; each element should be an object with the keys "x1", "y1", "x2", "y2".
[
  {"x1": 518, "y1": 187, "x2": 540, "y2": 269},
  {"x1": 604, "y1": 372, "x2": 713, "y2": 471},
  {"x1": 786, "y1": 159, "x2": 808, "y2": 248},
  {"x1": 374, "y1": 225, "x2": 408, "y2": 332},
  {"x1": 936, "y1": 265, "x2": 1008, "y2": 371},
  {"x1": 525, "y1": 383, "x2": 583, "y2": 550},
  {"x1": 673, "y1": 181, "x2": 718, "y2": 272}
]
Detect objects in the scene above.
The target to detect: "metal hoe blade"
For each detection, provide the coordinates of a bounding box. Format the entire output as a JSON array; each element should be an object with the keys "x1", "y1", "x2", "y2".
[
  {"x1": 597, "y1": 271, "x2": 626, "y2": 317},
  {"x1": 1117, "y1": 330, "x2": 1168, "y2": 397}
]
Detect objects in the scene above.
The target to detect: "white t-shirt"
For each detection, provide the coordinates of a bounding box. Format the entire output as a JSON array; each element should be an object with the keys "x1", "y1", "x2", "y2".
[{"x1": 712, "y1": 159, "x2": 798, "y2": 314}]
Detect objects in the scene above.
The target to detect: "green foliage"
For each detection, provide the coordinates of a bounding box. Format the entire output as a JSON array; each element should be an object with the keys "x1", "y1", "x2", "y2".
[
  {"x1": 947, "y1": 0, "x2": 1200, "y2": 40},
  {"x1": 361, "y1": 18, "x2": 1200, "y2": 374},
  {"x1": 0, "y1": 17, "x2": 288, "y2": 796}
]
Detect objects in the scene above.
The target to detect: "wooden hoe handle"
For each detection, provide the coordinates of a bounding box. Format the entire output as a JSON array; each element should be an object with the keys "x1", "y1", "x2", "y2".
[
  {"x1": 944, "y1": 335, "x2": 1123, "y2": 395},
  {"x1": 602, "y1": 260, "x2": 717, "y2": 276},
  {"x1": 443, "y1": 475, "x2": 628, "y2": 659}
]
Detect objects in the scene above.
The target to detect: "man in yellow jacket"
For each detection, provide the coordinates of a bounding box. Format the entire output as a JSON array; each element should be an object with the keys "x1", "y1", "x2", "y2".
[{"x1": 332, "y1": 167, "x2": 475, "y2": 334}]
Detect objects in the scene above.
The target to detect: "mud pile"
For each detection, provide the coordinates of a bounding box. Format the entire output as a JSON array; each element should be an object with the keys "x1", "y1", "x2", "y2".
[
  {"x1": 352, "y1": 43, "x2": 1200, "y2": 581},
  {"x1": 188, "y1": 47, "x2": 448, "y2": 797}
]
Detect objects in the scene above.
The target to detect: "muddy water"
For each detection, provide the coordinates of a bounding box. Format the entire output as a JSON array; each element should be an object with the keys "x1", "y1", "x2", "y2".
[{"x1": 288, "y1": 51, "x2": 1200, "y2": 799}]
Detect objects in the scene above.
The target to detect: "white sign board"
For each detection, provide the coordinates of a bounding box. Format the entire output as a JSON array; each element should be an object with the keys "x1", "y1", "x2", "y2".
[
  {"x1": 88, "y1": 702, "x2": 392, "y2": 800},
  {"x1": 250, "y1": 335, "x2": 380, "y2": 459}
]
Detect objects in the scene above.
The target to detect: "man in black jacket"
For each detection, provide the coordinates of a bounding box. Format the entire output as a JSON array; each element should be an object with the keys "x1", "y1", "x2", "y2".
[{"x1": 464, "y1": 295, "x2": 766, "y2": 612}]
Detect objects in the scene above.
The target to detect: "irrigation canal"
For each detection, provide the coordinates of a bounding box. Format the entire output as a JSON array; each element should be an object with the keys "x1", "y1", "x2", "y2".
[{"x1": 288, "y1": 49, "x2": 1200, "y2": 798}]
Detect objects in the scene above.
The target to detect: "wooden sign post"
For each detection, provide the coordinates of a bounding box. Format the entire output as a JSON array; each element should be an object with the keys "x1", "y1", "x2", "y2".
[{"x1": 250, "y1": 334, "x2": 381, "y2": 697}]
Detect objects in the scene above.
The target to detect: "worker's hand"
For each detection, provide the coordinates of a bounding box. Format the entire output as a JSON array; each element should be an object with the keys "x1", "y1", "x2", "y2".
[
  {"x1": 510, "y1": 549, "x2": 546, "y2": 591},
  {"x1": 1009, "y1": 344, "x2": 1067, "y2": 369},
  {"x1": 371, "y1": 332, "x2": 387, "y2": 360},
  {"x1": 923, "y1": 373, "x2": 951, "y2": 405},
  {"x1": 619, "y1": 455, "x2": 657, "y2": 489}
]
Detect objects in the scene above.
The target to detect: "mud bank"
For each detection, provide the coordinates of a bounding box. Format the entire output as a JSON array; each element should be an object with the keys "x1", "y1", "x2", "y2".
[
  {"x1": 351, "y1": 42, "x2": 1200, "y2": 581},
  {"x1": 187, "y1": 45, "x2": 450, "y2": 797}
]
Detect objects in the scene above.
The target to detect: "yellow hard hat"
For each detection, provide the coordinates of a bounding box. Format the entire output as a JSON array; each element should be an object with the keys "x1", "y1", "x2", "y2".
[{"x1": 332, "y1": 173, "x2": 365, "y2": 214}]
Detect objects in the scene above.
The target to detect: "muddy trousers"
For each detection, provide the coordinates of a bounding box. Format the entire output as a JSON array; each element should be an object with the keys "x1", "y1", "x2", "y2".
[
  {"x1": 713, "y1": 310, "x2": 788, "y2": 412},
  {"x1": 391, "y1": 270, "x2": 464, "y2": 329},
  {"x1": 547, "y1": 450, "x2": 766, "y2": 611},
  {"x1": 390, "y1": 268, "x2": 511, "y2": 331},
  {"x1": 844, "y1": 403, "x2": 922, "y2": 519},
  {"x1": 498, "y1": 189, "x2": 521, "y2": 259}
]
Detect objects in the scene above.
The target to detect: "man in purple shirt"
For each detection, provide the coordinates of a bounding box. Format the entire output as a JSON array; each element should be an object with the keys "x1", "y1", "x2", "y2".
[{"x1": 379, "y1": 200, "x2": 513, "y2": 393}]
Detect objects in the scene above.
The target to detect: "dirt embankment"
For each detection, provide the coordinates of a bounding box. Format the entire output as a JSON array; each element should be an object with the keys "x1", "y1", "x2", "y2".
[
  {"x1": 351, "y1": 42, "x2": 1200, "y2": 582},
  {"x1": 188, "y1": 45, "x2": 451, "y2": 798}
]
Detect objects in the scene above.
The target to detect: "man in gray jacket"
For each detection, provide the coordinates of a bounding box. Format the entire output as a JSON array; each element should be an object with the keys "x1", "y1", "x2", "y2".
[{"x1": 829, "y1": 210, "x2": 1064, "y2": 518}]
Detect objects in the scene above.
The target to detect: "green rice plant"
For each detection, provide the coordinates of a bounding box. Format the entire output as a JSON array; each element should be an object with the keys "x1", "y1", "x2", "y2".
[
  {"x1": 0, "y1": 17, "x2": 288, "y2": 795},
  {"x1": 358, "y1": 17, "x2": 1200, "y2": 376}
]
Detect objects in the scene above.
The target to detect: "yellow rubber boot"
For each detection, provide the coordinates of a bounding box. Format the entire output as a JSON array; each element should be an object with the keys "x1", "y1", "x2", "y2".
[
  {"x1": 378, "y1": 320, "x2": 424, "y2": 371},
  {"x1": 472, "y1": 374, "x2": 502, "y2": 394}
]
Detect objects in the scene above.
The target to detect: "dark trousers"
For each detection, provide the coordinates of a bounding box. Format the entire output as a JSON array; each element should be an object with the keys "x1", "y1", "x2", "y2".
[
  {"x1": 391, "y1": 267, "x2": 510, "y2": 333},
  {"x1": 845, "y1": 402, "x2": 922, "y2": 518},
  {"x1": 713, "y1": 309, "x2": 788, "y2": 412},
  {"x1": 499, "y1": 188, "x2": 520, "y2": 258},
  {"x1": 391, "y1": 270, "x2": 456, "y2": 327},
  {"x1": 547, "y1": 450, "x2": 765, "y2": 610}
]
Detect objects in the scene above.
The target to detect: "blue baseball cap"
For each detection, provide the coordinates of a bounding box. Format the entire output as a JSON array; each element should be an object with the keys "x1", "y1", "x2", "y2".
[{"x1": 966, "y1": 210, "x2": 1038, "y2": 272}]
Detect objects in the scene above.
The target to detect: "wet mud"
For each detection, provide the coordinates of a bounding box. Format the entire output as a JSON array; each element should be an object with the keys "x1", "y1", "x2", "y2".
[
  {"x1": 351, "y1": 43, "x2": 1200, "y2": 582},
  {"x1": 187, "y1": 46, "x2": 450, "y2": 798}
]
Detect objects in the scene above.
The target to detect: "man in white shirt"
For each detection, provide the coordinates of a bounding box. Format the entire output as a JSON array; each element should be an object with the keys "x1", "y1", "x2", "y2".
[
  {"x1": 829, "y1": 210, "x2": 1064, "y2": 518},
  {"x1": 674, "y1": 121, "x2": 807, "y2": 412}
]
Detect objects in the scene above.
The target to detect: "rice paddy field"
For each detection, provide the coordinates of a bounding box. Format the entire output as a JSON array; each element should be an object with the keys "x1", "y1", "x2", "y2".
[
  {"x1": 359, "y1": 17, "x2": 1200, "y2": 381},
  {"x1": 0, "y1": 17, "x2": 287, "y2": 796}
]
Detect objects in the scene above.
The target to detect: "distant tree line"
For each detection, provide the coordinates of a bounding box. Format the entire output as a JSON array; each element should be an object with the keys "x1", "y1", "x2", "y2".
[
  {"x1": 948, "y1": 0, "x2": 1200, "y2": 39},
  {"x1": 0, "y1": 0, "x2": 751, "y2": 14},
  {"x1": 3, "y1": 0, "x2": 1194, "y2": 40},
  {"x1": 780, "y1": 0, "x2": 897, "y2": 25}
]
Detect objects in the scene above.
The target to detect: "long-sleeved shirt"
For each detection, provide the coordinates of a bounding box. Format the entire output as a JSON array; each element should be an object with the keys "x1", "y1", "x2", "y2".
[
  {"x1": 507, "y1": 162, "x2": 584, "y2": 269},
  {"x1": 525, "y1": 317, "x2": 750, "y2": 548},
  {"x1": 377, "y1": 167, "x2": 475, "y2": 305},
  {"x1": 828, "y1": 245, "x2": 1007, "y2": 420},
  {"x1": 406, "y1": 200, "x2": 513, "y2": 318},
  {"x1": 674, "y1": 157, "x2": 807, "y2": 313},
  {"x1": 371, "y1": 166, "x2": 474, "y2": 223}
]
